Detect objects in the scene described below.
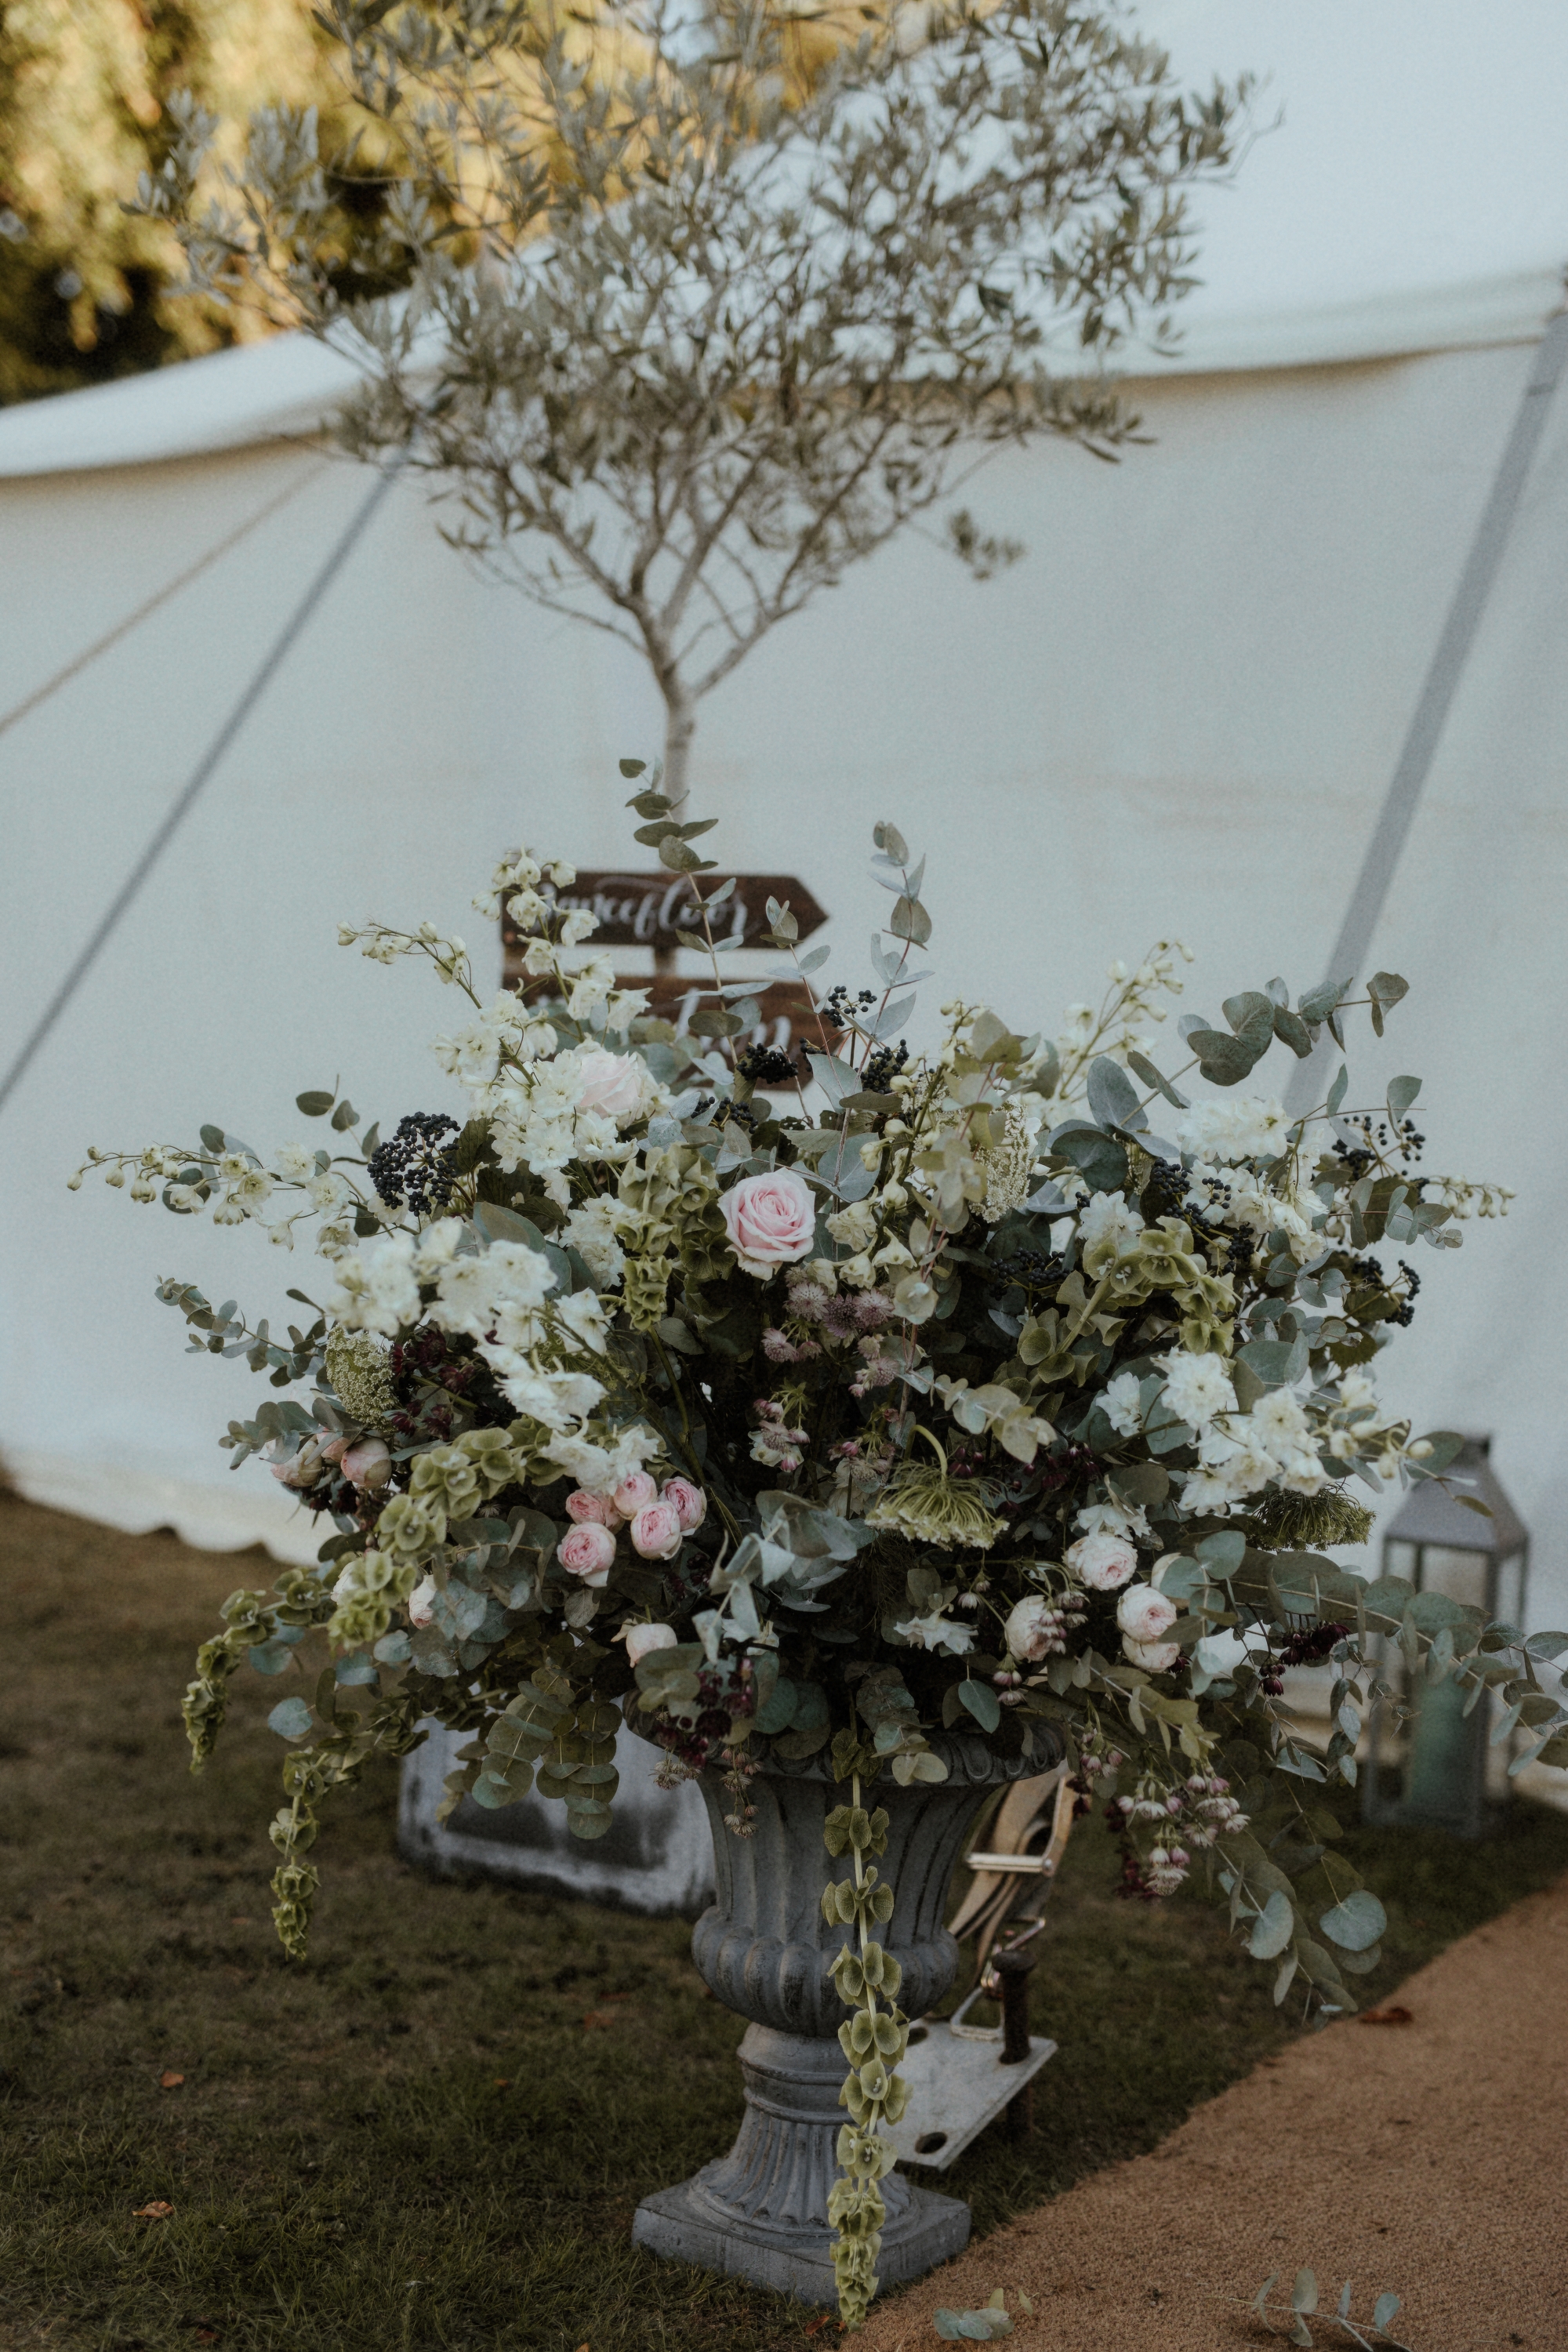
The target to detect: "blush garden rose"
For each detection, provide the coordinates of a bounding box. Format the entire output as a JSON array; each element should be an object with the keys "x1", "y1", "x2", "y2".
[{"x1": 720, "y1": 1167, "x2": 816, "y2": 1275}]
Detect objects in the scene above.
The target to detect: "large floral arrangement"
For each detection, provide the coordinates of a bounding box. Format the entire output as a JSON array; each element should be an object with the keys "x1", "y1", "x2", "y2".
[{"x1": 77, "y1": 769, "x2": 1559, "y2": 2327}]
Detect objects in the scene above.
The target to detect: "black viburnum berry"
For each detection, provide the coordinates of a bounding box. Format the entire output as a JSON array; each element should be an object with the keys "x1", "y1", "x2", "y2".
[{"x1": 368, "y1": 1112, "x2": 459, "y2": 1214}]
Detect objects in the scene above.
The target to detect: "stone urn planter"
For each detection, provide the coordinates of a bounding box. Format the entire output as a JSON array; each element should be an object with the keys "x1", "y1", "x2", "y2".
[{"x1": 631, "y1": 1730, "x2": 1058, "y2": 2304}]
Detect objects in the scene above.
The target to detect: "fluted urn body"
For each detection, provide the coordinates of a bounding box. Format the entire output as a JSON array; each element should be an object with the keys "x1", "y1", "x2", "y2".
[{"x1": 631, "y1": 1732, "x2": 1054, "y2": 2304}]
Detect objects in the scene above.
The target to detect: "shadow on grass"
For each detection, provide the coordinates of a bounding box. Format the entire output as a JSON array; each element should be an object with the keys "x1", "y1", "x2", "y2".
[{"x1": 3, "y1": 1489, "x2": 1566, "y2": 2350}]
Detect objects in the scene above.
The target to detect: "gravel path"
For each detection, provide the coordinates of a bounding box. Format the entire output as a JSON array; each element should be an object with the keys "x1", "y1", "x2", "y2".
[{"x1": 859, "y1": 1878, "x2": 1568, "y2": 2351}]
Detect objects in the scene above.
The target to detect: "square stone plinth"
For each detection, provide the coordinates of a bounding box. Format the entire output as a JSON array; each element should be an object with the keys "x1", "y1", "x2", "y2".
[{"x1": 632, "y1": 2174, "x2": 971, "y2": 2304}]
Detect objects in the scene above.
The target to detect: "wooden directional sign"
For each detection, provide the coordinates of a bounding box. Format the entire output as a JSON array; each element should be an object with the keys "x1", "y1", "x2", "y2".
[{"x1": 501, "y1": 869, "x2": 828, "y2": 962}]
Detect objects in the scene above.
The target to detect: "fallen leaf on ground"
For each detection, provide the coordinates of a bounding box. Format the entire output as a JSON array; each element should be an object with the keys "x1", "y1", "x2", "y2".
[
  {"x1": 132, "y1": 2201, "x2": 175, "y2": 2219},
  {"x1": 582, "y1": 2010, "x2": 620, "y2": 2029},
  {"x1": 493, "y1": 2078, "x2": 512, "y2": 2090},
  {"x1": 160, "y1": 2071, "x2": 185, "y2": 2089},
  {"x1": 1360, "y1": 2005, "x2": 1414, "y2": 2026}
]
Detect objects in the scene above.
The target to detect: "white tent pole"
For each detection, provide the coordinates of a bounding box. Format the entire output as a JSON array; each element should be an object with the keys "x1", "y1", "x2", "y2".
[
  {"x1": 1286, "y1": 305, "x2": 1568, "y2": 1116},
  {"x1": 0, "y1": 453, "x2": 405, "y2": 1121}
]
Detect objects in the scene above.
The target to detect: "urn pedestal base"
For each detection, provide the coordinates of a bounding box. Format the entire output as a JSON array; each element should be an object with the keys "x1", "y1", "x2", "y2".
[{"x1": 630, "y1": 2024, "x2": 970, "y2": 2304}]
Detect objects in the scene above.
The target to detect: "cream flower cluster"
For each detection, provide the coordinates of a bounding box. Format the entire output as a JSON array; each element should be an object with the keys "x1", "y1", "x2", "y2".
[
  {"x1": 323, "y1": 1219, "x2": 655, "y2": 1494},
  {"x1": 1175, "y1": 1094, "x2": 1291, "y2": 1163}
]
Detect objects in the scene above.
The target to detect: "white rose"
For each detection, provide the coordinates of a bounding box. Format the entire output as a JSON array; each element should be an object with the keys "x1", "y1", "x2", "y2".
[
  {"x1": 1065, "y1": 1533, "x2": 1138, "y2": 1592},
  {"x1": 1116, "y1": 1584, "x2": 1178, "y2": 1643},
  {"x1": 408, "y1": 1574, "x2": 438, "y2": 1628},
  {"x1": 575, "y1": 1048, "x2": 655, "y2": 1127},
  {"x1": 1123, "y1": 1633, "x2": 1181, "y2": 1673},
  {"x1": 625, "y1": 1621, "x2": 678, "y2": 1668}
]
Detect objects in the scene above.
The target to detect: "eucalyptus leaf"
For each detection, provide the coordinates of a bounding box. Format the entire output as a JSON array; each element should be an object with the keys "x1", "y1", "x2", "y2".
[
  {"x1": 1126, "y1": 1049, "x2": 1189, "y2": 1109},
  {"x1": 1318, "y1": 1889, "x2": 1386, "y2": 1951},
  {"x1": 1086, "y1": 1054, "x2": 1143, "y2": 1132},
  {"x1": 267, "y1": 1697, "x2": 314, "y2": 1742},
  {"x1": 1247, "y1": 1889, "x2": 1294, "y2": 1960}
]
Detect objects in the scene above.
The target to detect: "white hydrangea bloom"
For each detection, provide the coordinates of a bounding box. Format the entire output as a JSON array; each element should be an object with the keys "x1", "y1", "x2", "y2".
[
  {"x1": 1101, "y1": 1370, "x2": 1144, "y2": 1436},
  {"x1": 306, "y1": 1167, "x2": 353, "y2": 1215},
  {"x1": 270, "y1": 1143, "x2": 316, "y2": 1181},
  {"x1": 544, "y1": 1422, "x2": 663, "y2": 1493},
  {"x1": 1176, "y1": 1095, "x2": 1290, "y2": 1164},
  {"x1": 552, "y1": 1290, "x2": 612, "y2": 1357},
  {"x1": 565, "y1": 954, "x2": 618, "y2": 1022},
  {"x1": 227, "y1": 1168, "x2": 276, "y2": 1214},
  {"x1": 432, "y1": 1240, "x2": 555, "y2": 1341},
  {"x1": 328, "y1": 1232, "x2": 421, "y2": 1336},
  {"x1": 893, "y1": 1610, "x2": 977, "y2": 1656},
  {"x1": 412, "y1": 1218, "x2": 465, "y2": 1276},
  {"x1": 564, "y1": 1198, "x2": 629, "y2": 1285},
  {"x1": 1159, "y1": 1352, "x2": 1236, "y2": 1432},
  {"x1": 492, "y1": 1363, "x2": 607, "y2": 1428},
  {"x1": 1075, "y1": 1495, "x2": 1151, "y2": 1541},
  {"x1": 431, "y1": 993, "x2": 535, "y2": 1087},
  {"x1": 1078, "y1": 1189, "x2": 1143, "y2": 1256},
  {"x1": 1209, "y1": 1168, "x2": 1320, "y2": 1262},
  {"x1": 1249, "y1": 1388, "x2": 1314, "y2": 1454}
]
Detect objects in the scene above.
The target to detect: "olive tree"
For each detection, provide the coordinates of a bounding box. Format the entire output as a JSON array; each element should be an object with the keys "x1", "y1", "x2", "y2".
[{"x1": 140, "y1": 0, "x2": 1250, "y2": 797}]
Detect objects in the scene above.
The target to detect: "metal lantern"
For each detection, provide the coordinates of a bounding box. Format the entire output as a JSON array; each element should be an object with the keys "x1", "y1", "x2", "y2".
[{"x1": 1363, "y1": 1436, "x2": 1529, "y2": 1839}]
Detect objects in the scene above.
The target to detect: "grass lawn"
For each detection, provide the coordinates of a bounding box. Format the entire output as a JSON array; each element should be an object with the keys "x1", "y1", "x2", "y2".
[{"x1": 4, "y1": 1485, "x2": 1566, "y2": 2352}]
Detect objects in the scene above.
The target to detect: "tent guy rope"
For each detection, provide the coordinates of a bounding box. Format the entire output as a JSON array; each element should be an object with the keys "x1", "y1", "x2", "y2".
[
  {"x1": 0, "y1": 452, "x2": 328, "y2": 742},
  {"x1": 0, "y1": 453, "x2": 406, "y2": 1121}
]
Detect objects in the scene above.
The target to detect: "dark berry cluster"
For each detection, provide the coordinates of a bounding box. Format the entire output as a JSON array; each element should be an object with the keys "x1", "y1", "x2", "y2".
[
  {"x1": 368, "y1": 1112, "x2": 459, "y2": 1214},
  {"x1": 859, "y1": 1040, "x2": 909, "y2": 1093},
  {"x1": 822, "y1": 985, "x2": 879, "y2": 1028},
  {"x1": 1276, "y1": 1621, "x2": 1351, "y2": 1669},
  {"x1": 1388, "y1": 1258, "x2": 1421, "y2": 1329},
  {"x1": 693, "y1": 1095, "x2": 762, "y2": 1135},
  {"x1": 1035, "y1": 1442, "x2": 1102, "y2": 1497},
  {"x1": 992, "y1": 1246, "x2": 1065, "y2": 1294},
  {"x1": 1345, "y1": 1113, "x2": 1425, "y2": 1168},
  {"x1": 387, "y1": 1325, "x2": 477, "y2": 1443},
  {"x1": 1142, "y1": 1156, "x2": 1189, "y2": 1217},
  {"x1": 736, "y1": 1042, "x2": 802, "y2": 1087}
]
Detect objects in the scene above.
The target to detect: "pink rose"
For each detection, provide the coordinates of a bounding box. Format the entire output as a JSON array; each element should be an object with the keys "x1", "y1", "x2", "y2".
[
  {"x1": 566, "y1": 1488, "x2": 622, "y2": 1528},
  {"x1": 721, "y1": 1167, "x2": 816, "y2": 1276},
  {"x1": 558, "y1": 1523, "x2": 617, "y2": 1587},
  {"x1": 612, "y1": 1470, "x2": 659, "y2": 1518},
  {"x1": 1123, "y1": 1634, "x2": 1181, "y2": 1674},
  {"x1": 575, "y1": 1048, "x2": 654, "y2": 1126},
  {"x1": 625, "y1": 1621, "x2": 679, "y2": 1667},
  {"x1": 320, "y1": 1435, "x2": 349, "y2": 1466},
  {"x1": 661, "y1": 1476, "x2": 706, "y2": 1531},
  {"x1": 1066, "y1": 1533, "x2": 1138, "y2": 1592},
  {"x1": 630, "y1": 1500, "x2": 684, "y2": 1561},
  {"x1": 343, "y1": 1438, "x2": 392, "y2": 1492},
  {"x1": 1116, "y1": 1585, "x2": 1178, "y2": 1644}
]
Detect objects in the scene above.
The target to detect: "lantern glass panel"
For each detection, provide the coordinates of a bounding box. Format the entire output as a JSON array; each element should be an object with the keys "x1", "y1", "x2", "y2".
[
  {"x1": 1384, "y1": 1539, "x2": 1419, "y2": 1582},
  {"x1": 1495, "y1": 1548, "x2": 1526, "y2": 1629},
  {"x1": 1417, "y1": 1545, "x2": 1490, "y2": 1611}
]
